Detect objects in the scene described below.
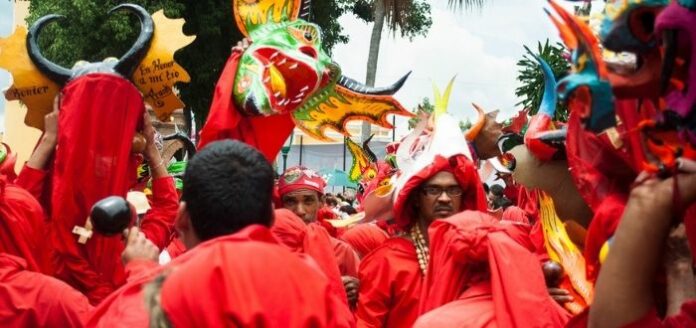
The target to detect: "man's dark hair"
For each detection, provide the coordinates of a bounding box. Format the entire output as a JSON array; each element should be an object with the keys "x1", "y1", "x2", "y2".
[
  {"x1": 490, "y1": 184, "x2": 505, "y2": 197},
  {"x1": 340, "y1": 205, "x2": 357, "y2": 215},
  {"x1": 182, "y1": 140, "x2": 274, "y2": 241},
  {"x1": 482, "y1": 183, "x2": 490, "y2": 194},
  {"x1": 492, "y1": 197, "x2": 513, "y2": 210},
  {"x1": 325, "y1": 196, "x2": 338, "y2": 207}
]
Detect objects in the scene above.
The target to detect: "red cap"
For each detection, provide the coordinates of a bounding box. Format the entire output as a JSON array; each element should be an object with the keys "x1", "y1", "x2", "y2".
[{"x1": 278, "y1": 166, "x2": 326, "y2": 196}]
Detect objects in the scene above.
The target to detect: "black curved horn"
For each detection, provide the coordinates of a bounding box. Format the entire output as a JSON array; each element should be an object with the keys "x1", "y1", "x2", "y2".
[
  {"x1": 362, "y1": 134, "x2": 377, "y2": 163},
  {"x1": 299, "y1": 0, "x2": 312, "y2": 20},
  {"x1": 27, "y1": 14, "x2": 73, "y2": 85},
  {"x1": 337, "y1": 71, "x2": 411, "y2": 96},
  {"x1": 109, "y1": 4, "x2": 154, "y2": 78},
  {"x1": 162, "y1": 132, "x2": 197, "y2": 158}
]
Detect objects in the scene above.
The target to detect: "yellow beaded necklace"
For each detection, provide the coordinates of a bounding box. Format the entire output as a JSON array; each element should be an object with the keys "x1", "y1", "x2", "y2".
[{"x1": 410, "y1": 224, "x2": 430, "y2": 276}]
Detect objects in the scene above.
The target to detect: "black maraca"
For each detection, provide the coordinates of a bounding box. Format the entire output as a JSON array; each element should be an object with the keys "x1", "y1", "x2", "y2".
[{"x1": 90, "y1": 196, "x2": 133, "y2": 236}]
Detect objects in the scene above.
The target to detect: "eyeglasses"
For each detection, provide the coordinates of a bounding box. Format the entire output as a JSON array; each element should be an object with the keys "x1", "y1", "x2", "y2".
[{"x1": 421, "y1": 186, "x2": 463, "y2": 197}]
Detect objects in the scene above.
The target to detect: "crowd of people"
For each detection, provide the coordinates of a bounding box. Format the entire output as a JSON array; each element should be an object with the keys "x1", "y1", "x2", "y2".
[
  {"x1": 1, "y1": 0, "x2": 695, "y2": 327},
  {"x1": 0, "y1": 96, "x2": 694, "y2": 327}
]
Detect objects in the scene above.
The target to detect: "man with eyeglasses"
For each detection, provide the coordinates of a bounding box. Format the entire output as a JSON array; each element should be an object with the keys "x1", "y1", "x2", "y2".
[
  {"x1": 355, "y1": 152, "x2": 489, "y2": 328},
  {"x1": 356, "y1": 114, "x2": 568, "y2": 327}
]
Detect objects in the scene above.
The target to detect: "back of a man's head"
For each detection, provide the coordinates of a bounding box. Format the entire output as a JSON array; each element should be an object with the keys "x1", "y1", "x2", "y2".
[
  {"x1": 182, "y1": 140, "x2": 274, "y2": 241},
  {"x1": 490, "y1": 184, "x2": 504, "y2": 197}
]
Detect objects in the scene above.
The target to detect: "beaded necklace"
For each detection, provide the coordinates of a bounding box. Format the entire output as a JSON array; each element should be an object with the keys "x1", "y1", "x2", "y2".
[{"x1": 410, "y1": 224, "x2": 430, "y2": 275}]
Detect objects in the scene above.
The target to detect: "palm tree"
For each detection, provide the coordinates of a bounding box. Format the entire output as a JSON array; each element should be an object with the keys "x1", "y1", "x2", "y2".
[{"x1": 360, "y1": 0, "x2": 487, "y2": 141}]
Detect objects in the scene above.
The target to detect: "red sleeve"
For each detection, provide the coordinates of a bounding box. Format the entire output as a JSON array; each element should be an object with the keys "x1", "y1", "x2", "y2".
[
  {"x1": 38, "y1": 274, "x2": 94, "y2": 326},
  {"x1": 356, "y1": 251, "x2": 392, "y2": 328},
  {"x1": 332, "y1": 238, "x2": 360, "y2": 277},
  {"x1": 14, "y1": 165, "x2": 48, "y2": 206},
  {"x1": 124, "y1": 259, "x2": 159, "y2": 283},
  {"x1": 139, "y1": 177, "x2": 178, "y2": 250}
]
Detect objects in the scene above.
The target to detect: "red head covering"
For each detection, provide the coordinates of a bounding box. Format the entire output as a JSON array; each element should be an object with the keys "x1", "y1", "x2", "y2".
[
  {"x1": 270, "y1": 209, "x2": 347, "y2": 303},
  {"x1": 0, "y1": 177, "x2": 47, "y2": 273},
  {"x1": 278, "y1": 166, "x2": 326, "y2": 196},
  {"x1": 392, "y1": 155, "x2": 487, "y2": 228},
  {"x1": 50, "y1": 74, "x2": 144, "y2": 303},
  {"x1": 340, "y1": 223, "x2": 389, "y2": 258}
]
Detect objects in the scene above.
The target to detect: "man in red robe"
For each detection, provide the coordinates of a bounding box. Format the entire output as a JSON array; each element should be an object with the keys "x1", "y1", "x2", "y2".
[
  {"x1": 0, "y1": 176, "x2": 92, "y2": 326},
  {"x1": 14, "y1": 101, "x2": 178, "y2": 304},
  {"x1": 277, "y1": 167, "x2": 361, "y2": 295},
  {"x1": 87, "y1": 140, "x2": 354, "y2": 327},
  {"x1": 355, "y1": 154, "x2": 488, "y2": 328}
]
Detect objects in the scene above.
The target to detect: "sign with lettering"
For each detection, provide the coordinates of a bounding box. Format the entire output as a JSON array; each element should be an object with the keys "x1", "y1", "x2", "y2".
[
  {"x1": 132, "y1": 11, "x2": 194, "y2": 120},
  {"x1": 0, "y1": 9, "x2": 194, "y2": 131},
  {"x1": 0, "y1": 26, "x2": 60, "y2": 130}
]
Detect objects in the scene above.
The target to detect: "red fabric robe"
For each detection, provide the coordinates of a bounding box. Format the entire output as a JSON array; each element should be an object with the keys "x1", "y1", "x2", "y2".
[
  {"x1": 0, "y1": 178, "x2": 52, "y2": 274},
  {"x1": 86, "y1": 225, "x2": 354, "y2": 328},
  {"x1": 0, "y1": 254, "x2": 92, "y2": 327},
  {"x1": 340, "y1": 224, "x2": 389, "y2": 258},
  {"x1": 332, "y1": 237, "x2": 360, "y2": 277},
  {"x1": 18, "y1": 161, "x2": 178, "y2": 305},
  {"x1": 415, "y1": 212, "x2": 570, "y2": 327},
  {"x1": 357, "y1": 154, "x2": 488, "y2": 328},
  {"x1": 271, "y1": 209, "x2": 349, "y2": 304},
  {"x1": 355, "y1": 237, "x2": 422, "y2": 328}
]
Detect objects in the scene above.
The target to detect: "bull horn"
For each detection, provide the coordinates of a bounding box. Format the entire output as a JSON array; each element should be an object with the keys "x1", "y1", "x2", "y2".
[
  {"x1": 299, "y1": 0, "x2": 312, "y2": 20},
  {"x1": 109, "y1": 4, "x2": 154, "y2": 78},
  {"x1": 531, "y1": 52, "x2": 558, "y2": 119},
  {"x1": 362, "y1": 134, "x2": 377, "y2": 163},
  {"x1": 27, "y1": 14, "x2": 73, "y2": 85},
  {"x1": 465, "y1": 103, "x2": 486, "y2": 141},
  {"x1": 337, "y1": 71, "x2": 411, "y2": 96},
  {"x1": 163, "y1": 132, "x2": 197, "y2": 158}
]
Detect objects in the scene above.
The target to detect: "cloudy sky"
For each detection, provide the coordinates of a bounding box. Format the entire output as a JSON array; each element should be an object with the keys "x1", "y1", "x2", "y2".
[
  {"x1": 332, "y1": 0, "x2": 580, "y2": 137},
  {"x1": 0, "y1": 0, "x2": 583, "y2": 135}
]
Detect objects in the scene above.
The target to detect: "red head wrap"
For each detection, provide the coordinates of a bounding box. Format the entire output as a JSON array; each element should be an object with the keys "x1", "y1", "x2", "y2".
[{"x1": 278, "y1": 166, "x2": 326, "y2": 196}]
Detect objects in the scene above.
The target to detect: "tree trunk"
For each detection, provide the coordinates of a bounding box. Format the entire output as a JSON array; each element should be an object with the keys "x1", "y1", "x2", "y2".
[{"x1": 361, "y1": 0, "x2": 386, "y2": 143}]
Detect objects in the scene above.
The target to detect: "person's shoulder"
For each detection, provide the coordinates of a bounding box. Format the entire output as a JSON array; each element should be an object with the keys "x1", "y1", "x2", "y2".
[{"x1": 361, "y1": 236, "x2": 415, "y2": 264}]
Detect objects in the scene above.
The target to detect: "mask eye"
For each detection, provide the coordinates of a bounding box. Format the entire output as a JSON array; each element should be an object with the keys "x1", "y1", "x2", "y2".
[{"x1": 290, "y1": 24, "x2": 320, "y2": 45}]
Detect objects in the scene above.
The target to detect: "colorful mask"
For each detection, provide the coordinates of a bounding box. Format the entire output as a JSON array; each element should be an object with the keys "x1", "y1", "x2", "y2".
[
  {"x1": 231, "y1": 0, "x2": 412, "y2": 141},
  {"x1": 547, "y1": 1, "x2": 617, "y2": 134},
  {"x1": 346, "y1": 135, "x2": 378, "y2": 184},
  {"x1": 523, "y1": 52, "x2": 567, "y2": 161},
  {"x1": 655, "y1": 1, "x2": 696, "y2": 147},
  {"x1": 600, "y1": 0, "x2": 668, "y2": 53}
]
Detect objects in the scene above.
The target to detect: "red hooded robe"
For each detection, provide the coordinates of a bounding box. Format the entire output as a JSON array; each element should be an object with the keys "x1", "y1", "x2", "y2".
[
  {"x1": 49, "y1": 74, "x2": 177, "y2": 304},
  {"x1": 355, "y1": 155, "x2": 487, "y2": 328},
  {"x1": 414, "y1": 211, "x2": 570, "y2": 327}
]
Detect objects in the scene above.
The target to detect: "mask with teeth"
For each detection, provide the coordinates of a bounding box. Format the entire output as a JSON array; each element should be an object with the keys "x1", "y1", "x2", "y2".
[
  {"x1": 547, "y1": 0, "x2": 617, "y2": 134},
  {"x1": 234, "y1": 20, "x2": 333, "y2": 117},
  {"x1": 228, "y1": 0, "x2": 413, "y2": 143},
  {"x1": 597, "y1": 0, "x2": 669, "y2": 97}
]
